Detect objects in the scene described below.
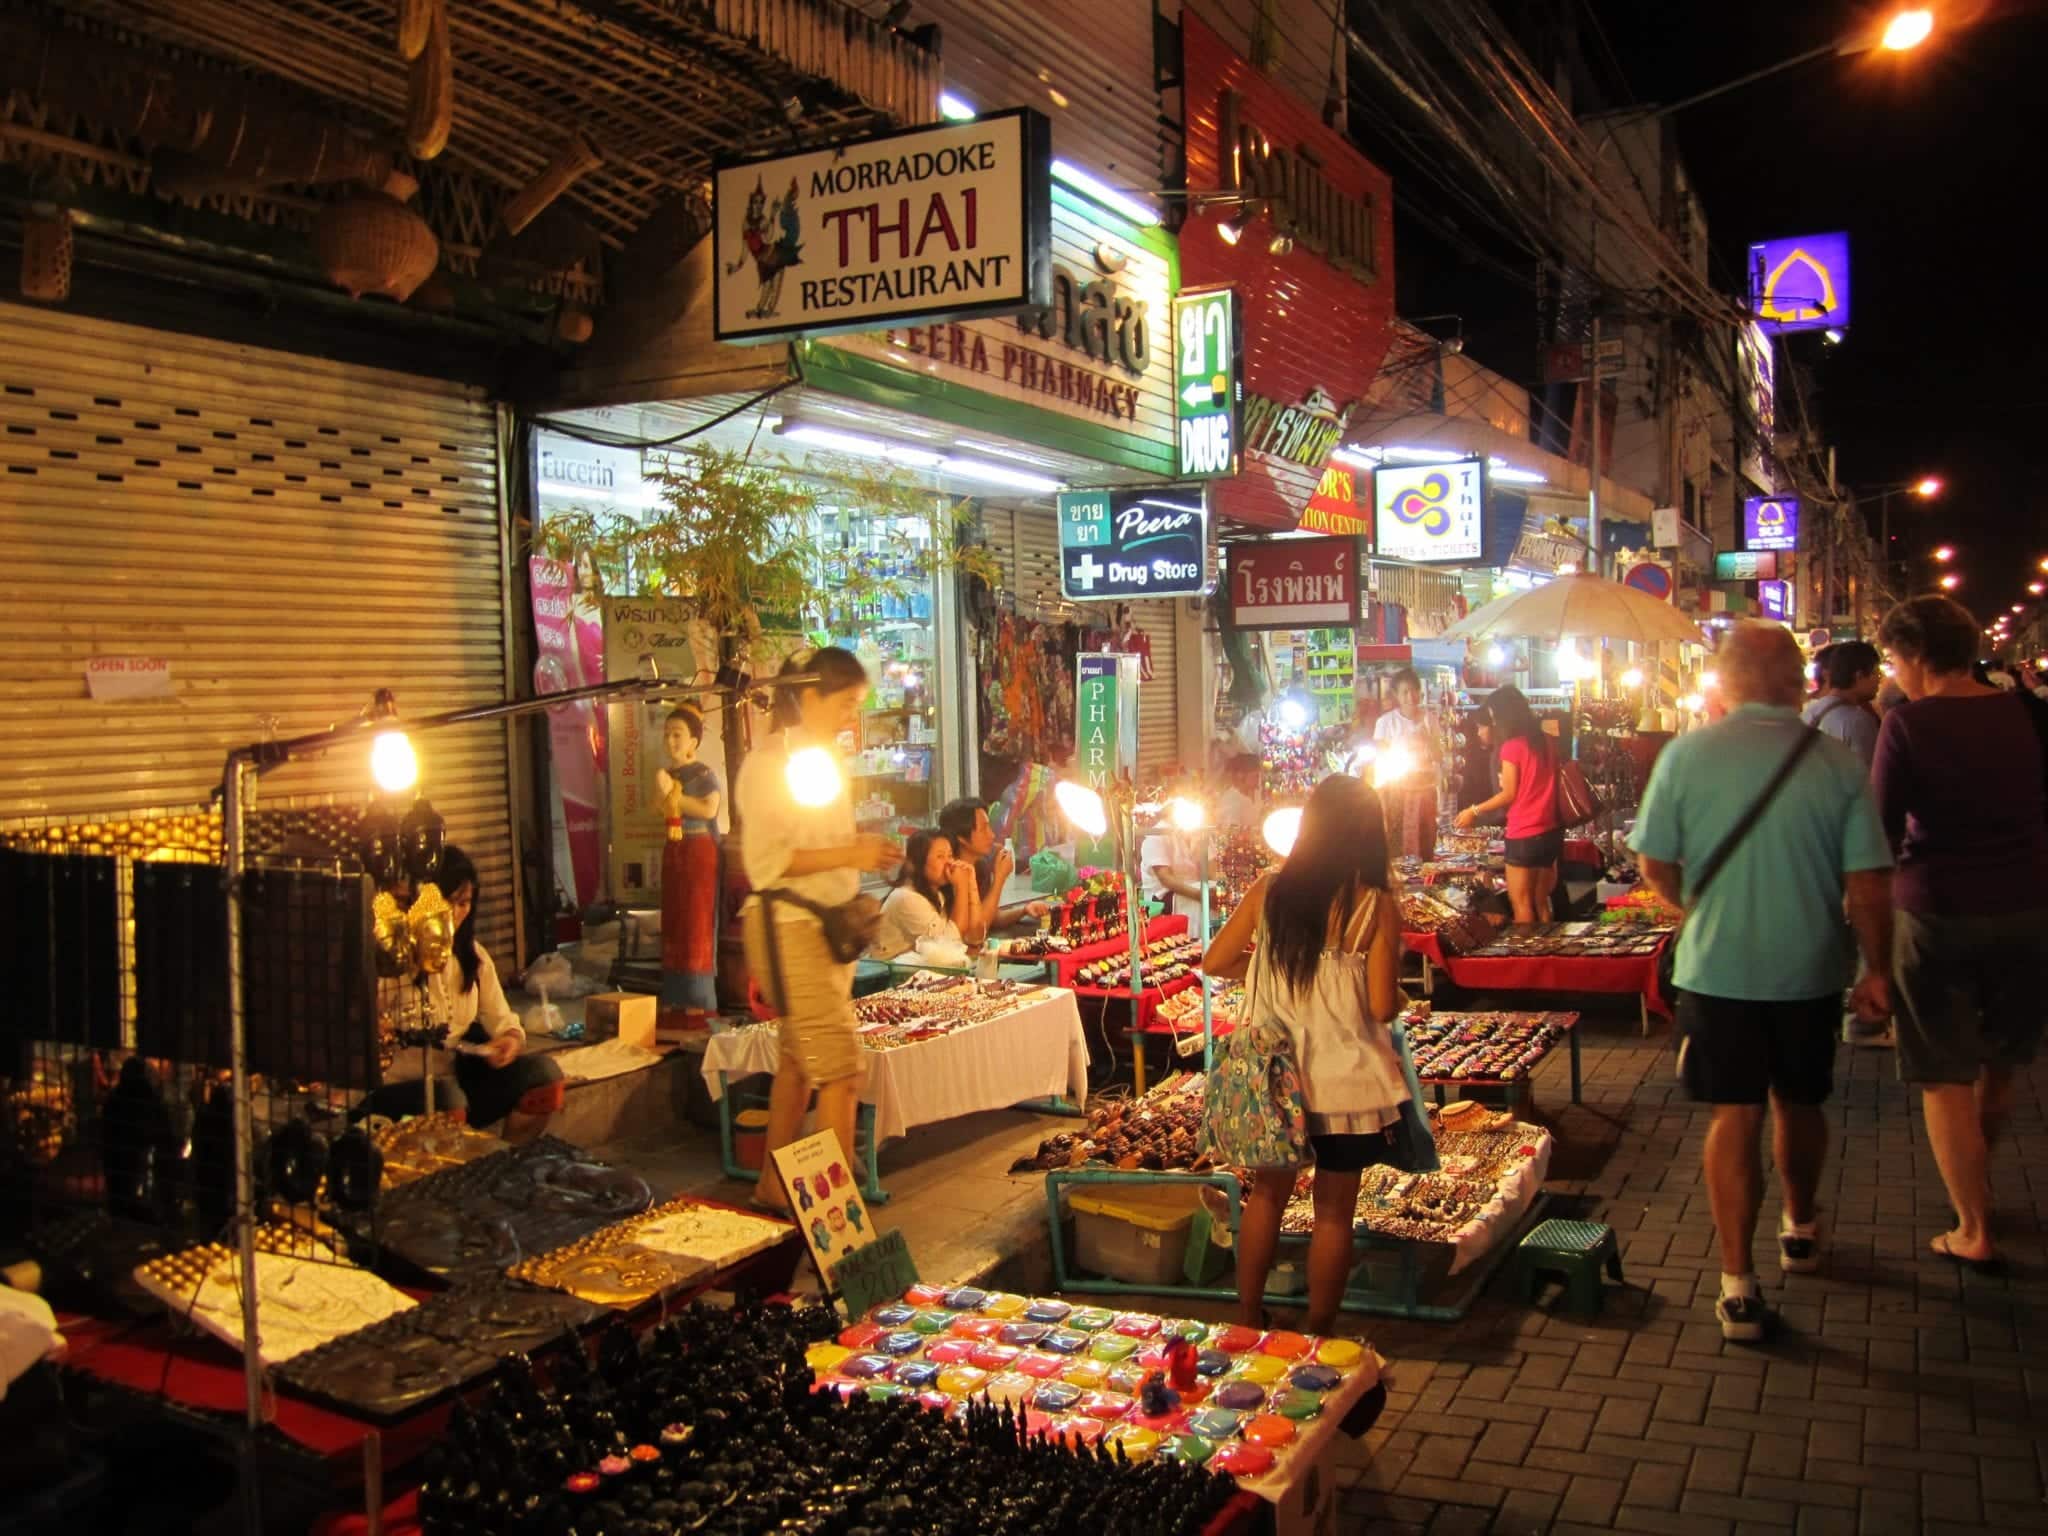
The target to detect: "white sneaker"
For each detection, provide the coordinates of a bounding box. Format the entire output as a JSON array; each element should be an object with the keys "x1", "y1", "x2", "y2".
[
  {"x1": 1779, "y1": 1218, "x2": 1822, "y2": 1275},
  {"x1": 1716, "y1": 1291, "x2": 1767, "y2": 1342}
]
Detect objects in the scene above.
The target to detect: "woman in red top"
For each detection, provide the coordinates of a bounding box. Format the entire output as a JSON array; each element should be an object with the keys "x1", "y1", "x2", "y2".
[{"x1": 1454, "y1": 686, "x2": 1562, "y2": 921}]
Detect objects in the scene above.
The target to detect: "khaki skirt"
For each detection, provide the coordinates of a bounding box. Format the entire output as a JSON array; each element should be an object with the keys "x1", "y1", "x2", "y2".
[{"x1": 741, "y1": 901, "x2": 862, "y2": 1087}]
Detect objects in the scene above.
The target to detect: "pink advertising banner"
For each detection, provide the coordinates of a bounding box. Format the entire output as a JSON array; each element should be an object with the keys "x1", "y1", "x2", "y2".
[{"x1": 530, "y1": 555, "x2": 605, "y2": 908}]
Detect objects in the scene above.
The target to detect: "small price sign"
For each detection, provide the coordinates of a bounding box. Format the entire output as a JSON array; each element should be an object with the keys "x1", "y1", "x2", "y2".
[
  {"x1": 1173, "y1": 287, "x2": 1241, "y2": 481},
  {"x1": 829, "y1": 1229, "x2": 920, "y2": 1319}
]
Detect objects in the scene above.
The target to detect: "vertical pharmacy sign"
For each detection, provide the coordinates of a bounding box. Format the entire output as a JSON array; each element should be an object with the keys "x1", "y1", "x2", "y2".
[
  {"x1": 1174, "y1": 286, "x2": 1241, "y2": 480},
  {"x1": 1075, "y1": 654, "x2": 1141, "y2": 790}
]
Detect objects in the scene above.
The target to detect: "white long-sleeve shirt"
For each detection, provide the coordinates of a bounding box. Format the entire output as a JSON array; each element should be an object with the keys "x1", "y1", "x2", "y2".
[{"x1": 377, "y1": 942, "x2": 523, "y2": 1082}]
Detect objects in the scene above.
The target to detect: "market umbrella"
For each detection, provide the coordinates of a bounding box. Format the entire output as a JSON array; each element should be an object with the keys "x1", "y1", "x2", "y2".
[{"x1": 1436, "y1": 573, "x2": 1705, "y2": 647}]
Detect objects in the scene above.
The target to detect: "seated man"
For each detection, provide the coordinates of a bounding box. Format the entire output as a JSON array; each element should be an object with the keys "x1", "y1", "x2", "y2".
[{"x1": 937, "y1": 796, "x2": 1049, "y2": 943}]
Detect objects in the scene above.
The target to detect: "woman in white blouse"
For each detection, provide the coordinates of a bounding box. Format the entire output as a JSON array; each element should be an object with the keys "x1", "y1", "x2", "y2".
[
  {"x1": 737, "y1": 647, "x2": 902, "y2": 1213},
  {"x1": 870, "y1": 829, "x2": 976, "y2": 960}
]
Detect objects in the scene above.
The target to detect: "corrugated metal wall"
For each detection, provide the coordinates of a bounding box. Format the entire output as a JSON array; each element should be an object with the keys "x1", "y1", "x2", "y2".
[
  {"x1": 988, "y1": 502, "x2": 1179, "y2": 778},
  {"x1": 0, "y1": 303, "x2": 516, "y2": 960},
  {"x1": 917, "y1": 0, "x2": 1167, "y2": 198}
]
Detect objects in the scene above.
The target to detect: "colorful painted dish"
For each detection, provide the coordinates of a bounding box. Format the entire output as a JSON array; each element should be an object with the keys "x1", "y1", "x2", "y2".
[
  {"x1": 948, "y1": 1316, "x2": 1005, "y2": 1340},
  {"x1": 1076, "y1": 1391, "x2": 1134, "y2": 1422},
  {"x1": 837, "y1": 1322, "x2": 883, "y2": 1349},
  {"x1": 1057, "y1": 1416, "x2": 1107, "y2": 1446},
  {"x1": 1194, "y1": 1348, "x2": 1232, "y2": 1378},
  {"x1": 1273, "y1": 1389, "x2": 1325, "y2": 1420},
  {"x1": 924, "y1": 1339, "x2": 977, "y2": 1365},
  {"x1": 982, "y1": 1371, "x2": 1036, "y2": 1405},
  {"x1": 1067, "y1": 1307, "x2": 1116, "y2": 1332},
  {"x1": 1014, "y1": 1352, "x2": 1068, "y2": 1379},
  {"x1": 1134, "y1": 1342, "x2": 1173, "y2": 1369},
  {"x1": 1033, "y1": 1381, "x2": 1083, "y2": 1413},
  {"x1": 969, "y1": 1343, "x2": 1022, "y2": 1370},
  {"x1": 1024, "y1": 1300, "x2": 1072, "y2": 1324},
  {"x1": 1105, "y1": 1365, "x2": 1149, "y2": 1396},
  {"x1": 1245, "y1": 1413, "x2": 1298, "y2": 1447},
  {"x1": 1104, "y1": 1424, "x2": 1159, "y2": 1461},
  {"x1": 1259, "y1": 1330, "x2": 1311, "y2": 1359},
  {"x1": 1209, "y1": 1442, "x2": 1276, "y2": 1477},
  {"x1": 1129, "y1": 1405, "x2": 1190, "y2": 1434},
  {"x1": 871, "y1": 1303, "x2": 916, "y2": 1326},
  {"x1": 1111, "y1": 1312, "x2": 1162, "y2": 1338},
  {"x1": 980, "y1": 1293, "x2": 1028, "y2": 1318},
  {"x1": 864, "y1": 1382, "x2": 908, "y2": 1401},
  {"x1": 942, "y1": 1286, "x2": 988, "y2": 1310},
  {"x1": 1164, "y1": 1433, "x2": 1218, "y2": 1465},
  {"x1": 1211, "y1": 1380, "x2": 1266, "y2": 1411},
  {"x1": 805, "y1": 1342, "x2": 852, "y2": 1372},
  {"x1": 936, "y1": 1365, "x2": 989, "y2": 1397},
  {"x1": 1162, "y1": 1318, "x2": 1209, "y2": 1342},
  {"x1": 904, "y1": 1282, "x2": 948, "y2": 1306},
  {"x1": 1289, "y1": 1364, "x2": 1343, "y2": 1392},
  {"x1": 1186, "y1": 1408, "x2": 1242, "y2": 1439},
  {"x1": 909, "y1": 1310, "x2": 955, "y2": 1335},
  {"x1": 894, "y1": 1361, "x2": 941, "y2": 1389},
  {"x1": 1207, "y1": 1324, "x2": 1263, "y2": 1354},
  {"x1": 1061, "y1": 1360, "x2": 1110, "y2": 1390},
  {"x1": 916, "y1": 1390, "x2": 953, "y2": 1414},
  {"x1": 1041, "y1": 1329, "x2": 1092, "y2": 1355},
  {"x1": 1315, "y1": 1338, "x2": 1365, "y2": 1370},
  {"x1": 998, "y1": 1322, "x2": 1050, "y2": 1347},
  {"x1": 1228, "y1": 1355, "x2": 1287, "y2": 1386},
  {"x1": 877, "y1": 1330, "x2": 923, "y2": 1355},
  {"x1": 1087, "y1": 1334, "x2": 1139, "y2": 1362},
  {"x1": 838, "y1": 1354, "x2": 895, "y2": 1380}
]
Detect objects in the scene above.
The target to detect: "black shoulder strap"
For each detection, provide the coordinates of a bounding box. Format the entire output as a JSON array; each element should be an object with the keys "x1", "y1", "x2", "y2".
[{"x1": 1688, "y1": 727, "x2": 1824, "y2": 903}]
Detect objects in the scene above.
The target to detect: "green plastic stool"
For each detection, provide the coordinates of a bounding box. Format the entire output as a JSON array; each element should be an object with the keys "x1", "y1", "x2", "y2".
[{"x1": 1511, "y1": 1218, "x2": 1623, "y2": 1314}]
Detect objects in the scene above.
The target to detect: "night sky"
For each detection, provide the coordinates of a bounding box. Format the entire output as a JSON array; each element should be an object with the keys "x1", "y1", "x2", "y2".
[{"x1": 1587, "y1": 0, "x2": 2048, "y2": 630}]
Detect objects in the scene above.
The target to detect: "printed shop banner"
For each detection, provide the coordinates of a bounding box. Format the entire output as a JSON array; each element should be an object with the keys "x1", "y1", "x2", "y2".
[
  {"x1": 602, "y1": 596, "x2": 722, "y2": 903},
  {"x1": 712, "y1": 110, "x2": 1052, "y2": 344},
  {"x1": 530, "y1": 556, "x2": 604, "y2": 907}
]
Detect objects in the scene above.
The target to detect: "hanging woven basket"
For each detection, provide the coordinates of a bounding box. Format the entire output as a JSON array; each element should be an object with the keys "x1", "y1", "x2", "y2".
[
  {"x1": 313, "y1": 189, "x2": 440, "y2": 302},
  {"x1": 20, "y1": 210, "x2": 74, "y2": 303}
]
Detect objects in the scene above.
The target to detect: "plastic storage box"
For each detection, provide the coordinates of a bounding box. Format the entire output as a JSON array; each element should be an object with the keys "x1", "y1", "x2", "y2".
[{"x1": 1067, "y1": 1181, "x2": 1221, "y2": 1288}]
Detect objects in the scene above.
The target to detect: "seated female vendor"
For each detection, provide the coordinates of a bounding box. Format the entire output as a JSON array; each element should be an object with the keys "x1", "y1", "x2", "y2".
[
  {"x1": 360, "y1": 845, "x2": 564, "y2": 1140},
  {"x1": 867, "y1": 829, "x2": 976, "y2": 961}
]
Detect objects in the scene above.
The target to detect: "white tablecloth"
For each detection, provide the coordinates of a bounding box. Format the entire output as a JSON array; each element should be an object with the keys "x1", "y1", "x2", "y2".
[{"x1": 701, "y1": 987, "x2": 1089, "y2": 1143}]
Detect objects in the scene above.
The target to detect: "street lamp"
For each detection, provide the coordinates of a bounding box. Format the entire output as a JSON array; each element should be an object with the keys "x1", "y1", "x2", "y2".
[
  {"x1": 1939, "y1": 574, "x2": 1960, "y2": 592},
  {"x1": 1883, "y1": 9, "x2": 1935, "y2": 50},
  {"x1": 1648, "y1": 8, "x2": 1935, "y2": 117},
  {"x1": 1933, "y1": 545, "x2": 1955, "y2": 562},
  {"x1": 1914, "y1": 476, "x2": 1944, "y2": 498}
]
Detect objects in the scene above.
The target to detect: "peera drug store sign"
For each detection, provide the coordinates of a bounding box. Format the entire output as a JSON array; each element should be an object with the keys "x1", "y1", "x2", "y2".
[{"x1": 713, "y1": 110, "x2": 1052, "y2": 344}]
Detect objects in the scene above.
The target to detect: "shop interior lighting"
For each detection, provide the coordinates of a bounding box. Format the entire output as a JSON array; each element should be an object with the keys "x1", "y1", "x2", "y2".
[
  {"x1": 1330, "y1": 446, "x2": 1380, "y2": 470},
  {"x1": 1261, "y1": 806, "x2": 1303, "y2": 858},
  {"x1": 1620, "y1": 667, "x2": 1645, "y2": 688},
  {"x1": 951, "y1": 438, "x2": 1051, "y2": 466},
  {"x1": 1268, "y1": 231, "x2": 1295, "y2": 256},
  {"x1": 939, "y1": 92, "x2": 976, "y2": 122},
  {"x1": 775, "y1": 419, "x2": 944, "y2": 468},
  {"x1": 1486, "y1": 645, "x2": 1508, "y2": 667},
  {"x1": 1824, "y1": 328, "x2": 1845, "y2": 344},
  {"x1": 1700, "y1": 669, "x2": 1720, "y2": 692},
  {"x1": 1137, "y1": 497, "x2": 1204, "y2": 515},
  {"x1": 941, "y1": 457, "x2": 1064, "y2": 494},
  {"x1": 1679, "y1": 692, "x2": 1706, "y2": 712},
  {"x1": 785, "y1": 746, "x2": 844, "y2": 808},
  {"x1": 1216, "y1": 215, "x2": 1245, "y2": 246},
  {"x1": 1275, "y1": 695, "x2": 1312, "y2": 730},
  {"x1": 1050, "y1": 158, "x2": 1159, "y2": 227},
  {"x1": 1054, "y1": 779, "x2": 1108, "y2": 839},
  {"x1": 1381, "y1": 445, "x2": 1459, "y2": 462},
  {"x1": 1486, "y1": 457, "x2": 1549, "y2": 485}
]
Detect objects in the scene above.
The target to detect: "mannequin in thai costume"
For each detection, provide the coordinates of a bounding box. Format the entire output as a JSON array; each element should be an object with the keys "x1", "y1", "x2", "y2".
[{"x1": 655, "y1": 705, "x2": 723, "y2": 1030}]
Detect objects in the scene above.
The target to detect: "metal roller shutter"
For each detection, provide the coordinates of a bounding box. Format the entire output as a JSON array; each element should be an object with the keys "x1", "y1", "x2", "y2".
[
  {"x1": 0, "y1": 302, "x2": 516, "y2": 960},
  {"x1": 1128, "y1": 598, "x2": 1179, "y2": 777}
]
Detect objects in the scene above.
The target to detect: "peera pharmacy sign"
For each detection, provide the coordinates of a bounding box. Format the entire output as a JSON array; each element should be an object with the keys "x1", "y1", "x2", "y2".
[{"x1": 713, "y1": 110, "x2": 1052, "y2": 344}]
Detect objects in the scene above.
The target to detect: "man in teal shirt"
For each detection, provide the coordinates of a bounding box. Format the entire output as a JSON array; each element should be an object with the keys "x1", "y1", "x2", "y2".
[{"x1": 1632, "y1": 623, "x2": 1893, "y2": 1342}]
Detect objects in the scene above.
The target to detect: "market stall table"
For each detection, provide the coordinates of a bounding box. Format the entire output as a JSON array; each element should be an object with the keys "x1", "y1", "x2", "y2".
[
  {"x1": 703, "y1": 984, "x2": 1090, "y2": 1202},
  {"x1": 1403, "y1": 927, "x2": 1671, "y2": 1035},
  {"x1": 1403, "y1": 1007, "x2": 1582, "y2": 1109}
]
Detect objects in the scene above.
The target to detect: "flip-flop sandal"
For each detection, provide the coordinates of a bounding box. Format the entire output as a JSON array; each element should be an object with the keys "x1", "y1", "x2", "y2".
[{"x1": 1931, "y1": 1233, "x2": 2005, "y2": 1276}]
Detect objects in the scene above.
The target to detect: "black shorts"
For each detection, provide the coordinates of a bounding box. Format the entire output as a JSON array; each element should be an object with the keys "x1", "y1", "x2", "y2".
[
  {"x1": 1676, "y1": 991, "x2": 1837, "y2": 1106},
  {"x1": 1503, "y1": 829, "x2": 1564, "y2": 869},
  {"x1": 1893, "y1": 907, "x2": 2048, "y2": 1085},
  {"x1": 1310, "y1": 1130, "x2": 1398, "y2": 1173}
]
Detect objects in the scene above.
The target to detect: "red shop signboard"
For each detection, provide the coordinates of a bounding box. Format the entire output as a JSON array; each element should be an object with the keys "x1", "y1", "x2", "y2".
[
  {"x1": 1181, "y1": 12, "x2": 1397, "y2": 531},
  {"x1": 1225, "y1": 538, "x2": 1361, "y2": 630}
]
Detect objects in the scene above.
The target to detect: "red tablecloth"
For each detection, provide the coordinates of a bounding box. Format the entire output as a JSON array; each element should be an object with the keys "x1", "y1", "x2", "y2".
[
  {"x1": 1049, "y1": 913, "x2": 1189, "y2": 990},
  {"x1": 1563, "y1": 837, "x2": 1602, "y2": 867},
  {"x1": 1405, "y1": 931, "x2": 1672, "y2": 1018}
]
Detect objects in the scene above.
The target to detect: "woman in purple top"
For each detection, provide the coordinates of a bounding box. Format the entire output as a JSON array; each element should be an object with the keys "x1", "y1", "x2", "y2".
[{"x1": 1874, "y1": 596, "x2": 2048, "y2": 1271}]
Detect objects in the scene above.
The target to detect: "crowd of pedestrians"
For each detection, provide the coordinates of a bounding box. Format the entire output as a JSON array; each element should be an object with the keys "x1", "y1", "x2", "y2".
[{"x1": 1631, "y1": 602, "x2": 2048, "y2": 1339}]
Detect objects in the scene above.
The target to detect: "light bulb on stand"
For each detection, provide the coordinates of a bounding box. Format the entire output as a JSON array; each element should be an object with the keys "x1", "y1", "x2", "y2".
[
  {"x1": 1262, "y1": 806, "x2": 1303, "y2": 858},
  {"x1": 1620, "y1": 667, "x2": 1645, "y2": 689},
  {"x1": 786, "y1": 746, "x2": 844, "y2": 808},
  {"x1": 1276, "y1": 696, "x2": 1311, "y2": 731},
  {"x1": 1373, "y1": 743, "x2": 1415, "y2": 790},
  {"x1": 370, "y1": 730, "x2": 418, "y2": 794},
  {"x1": 1165, "y1": 795, "x2": 1207, "y2": 833},
  {"x1": 1055, "y1": 779, "x2": 1109, "y2": 839}
]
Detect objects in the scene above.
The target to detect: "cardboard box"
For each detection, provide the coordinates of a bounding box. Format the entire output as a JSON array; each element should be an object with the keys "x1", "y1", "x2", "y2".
[{"x1": 584, "y1": 992, "x2": 657, "y2": 1050}]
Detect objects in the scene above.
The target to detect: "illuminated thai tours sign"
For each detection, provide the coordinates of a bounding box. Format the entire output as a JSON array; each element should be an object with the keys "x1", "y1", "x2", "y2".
[
  {"x1": 1748, "y1": 233, "x2": 1850, "y2": 336},
  {"x1": 712, "y1": 109, "x2": 1052, "y2": 343}
]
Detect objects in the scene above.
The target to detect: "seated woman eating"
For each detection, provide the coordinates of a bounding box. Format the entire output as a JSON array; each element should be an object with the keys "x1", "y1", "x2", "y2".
[{"x1": 869, "y1": 828, "x2": 977, "y2": 961}]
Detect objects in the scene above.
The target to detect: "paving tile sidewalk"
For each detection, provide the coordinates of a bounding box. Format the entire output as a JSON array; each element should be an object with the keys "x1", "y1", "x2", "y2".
[{"x1": 1339, "y1": 1016, "x2": 2048, "y2": 1535}]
